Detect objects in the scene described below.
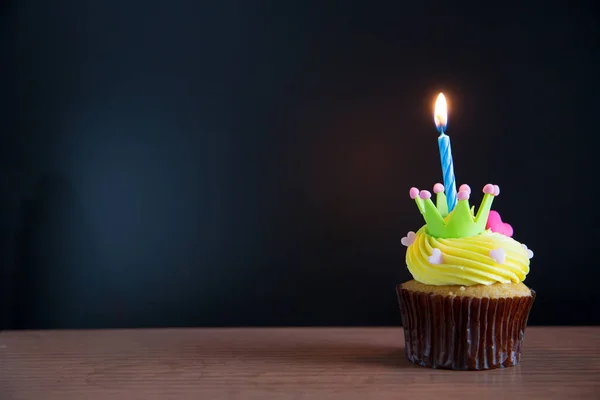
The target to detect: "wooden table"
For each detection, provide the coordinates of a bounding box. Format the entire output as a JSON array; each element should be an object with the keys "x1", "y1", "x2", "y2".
[{"x1": 1, "y1": 327, "x2": 598, "y2": 399}]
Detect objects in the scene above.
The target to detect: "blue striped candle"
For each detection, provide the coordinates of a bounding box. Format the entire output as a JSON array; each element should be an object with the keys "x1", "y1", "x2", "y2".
[{"x1": 434, "y1": 93, "x2": 458, "y2": 212}]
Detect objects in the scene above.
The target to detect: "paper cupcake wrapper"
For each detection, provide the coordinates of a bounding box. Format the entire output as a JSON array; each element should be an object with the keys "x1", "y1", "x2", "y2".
[{"x1": 397, "y1": 286, "x2": 536, "y2": 370}]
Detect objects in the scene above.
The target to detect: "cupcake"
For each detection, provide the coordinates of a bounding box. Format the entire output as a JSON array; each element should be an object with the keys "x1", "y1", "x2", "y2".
[{"x1": 397, "y1": 183, "x2": 535, "y2": 370}]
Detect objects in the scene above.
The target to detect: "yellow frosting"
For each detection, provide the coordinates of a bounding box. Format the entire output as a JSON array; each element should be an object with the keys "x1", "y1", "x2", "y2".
[{"x1": 406, "y1": 226, "x2": 530, "y2": 286}]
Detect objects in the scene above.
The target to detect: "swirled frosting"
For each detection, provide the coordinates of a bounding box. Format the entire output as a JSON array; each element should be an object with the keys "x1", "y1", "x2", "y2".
[{"x1": 406, "y1": 226, "x2": 530, "y2": 286}]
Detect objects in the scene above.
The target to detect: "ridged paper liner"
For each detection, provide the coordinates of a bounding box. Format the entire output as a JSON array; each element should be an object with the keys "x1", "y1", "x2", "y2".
[{"x1": 397, "y1": 285, "x2": 536, "y2": 370}]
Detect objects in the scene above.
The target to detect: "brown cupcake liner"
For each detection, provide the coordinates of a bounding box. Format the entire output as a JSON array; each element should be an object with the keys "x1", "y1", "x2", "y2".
[{"x1": 396, "y1": 285, "x2": 536, "y2": 370}]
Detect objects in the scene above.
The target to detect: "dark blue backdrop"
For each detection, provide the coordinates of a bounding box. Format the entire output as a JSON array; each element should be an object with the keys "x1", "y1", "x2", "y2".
[{"x1": 2, "y1": 0, "x2": 599, "y2": 329}]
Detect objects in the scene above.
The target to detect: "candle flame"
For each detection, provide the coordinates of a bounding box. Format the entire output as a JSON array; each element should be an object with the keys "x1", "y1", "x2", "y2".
[{"x1": 434, "y1": 93, "x2": 448, "y2": 133}]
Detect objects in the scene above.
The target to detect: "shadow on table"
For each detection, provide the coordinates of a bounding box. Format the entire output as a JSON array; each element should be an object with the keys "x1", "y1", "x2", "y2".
[
  {"x1": 355, "y1": 348, "x2": 413, "y2": 368},
  {"x1": 188, "y1": 341, "x2": 415, "y2": 369}
]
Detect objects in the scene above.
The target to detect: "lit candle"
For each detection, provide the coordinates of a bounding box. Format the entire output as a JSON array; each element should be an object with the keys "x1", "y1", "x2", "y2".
[{"x1": 434, "y1": 93, "x2": 458, "y2": 212}]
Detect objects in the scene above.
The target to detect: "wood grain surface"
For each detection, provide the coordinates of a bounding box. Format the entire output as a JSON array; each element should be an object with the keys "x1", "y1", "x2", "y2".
[{"x1": 1, "y1": 327, "x2": 599, "y2": 400}]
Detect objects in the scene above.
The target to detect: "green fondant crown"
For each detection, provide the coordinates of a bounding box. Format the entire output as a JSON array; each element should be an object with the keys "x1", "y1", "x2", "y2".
[{"x1": 410, "y1": 183, "x2": 499, "y2": 239}]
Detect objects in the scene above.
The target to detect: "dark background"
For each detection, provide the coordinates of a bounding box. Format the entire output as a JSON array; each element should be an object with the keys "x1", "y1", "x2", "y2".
[{"x1": 2, "y1": 1, "x2": 599, "y2": 330}]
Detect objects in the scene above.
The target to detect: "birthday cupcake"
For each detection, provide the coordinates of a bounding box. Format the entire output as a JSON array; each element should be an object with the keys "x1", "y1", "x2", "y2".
[{"x1": 397, "y1": 183, "x2": 535, "y2": 370}]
